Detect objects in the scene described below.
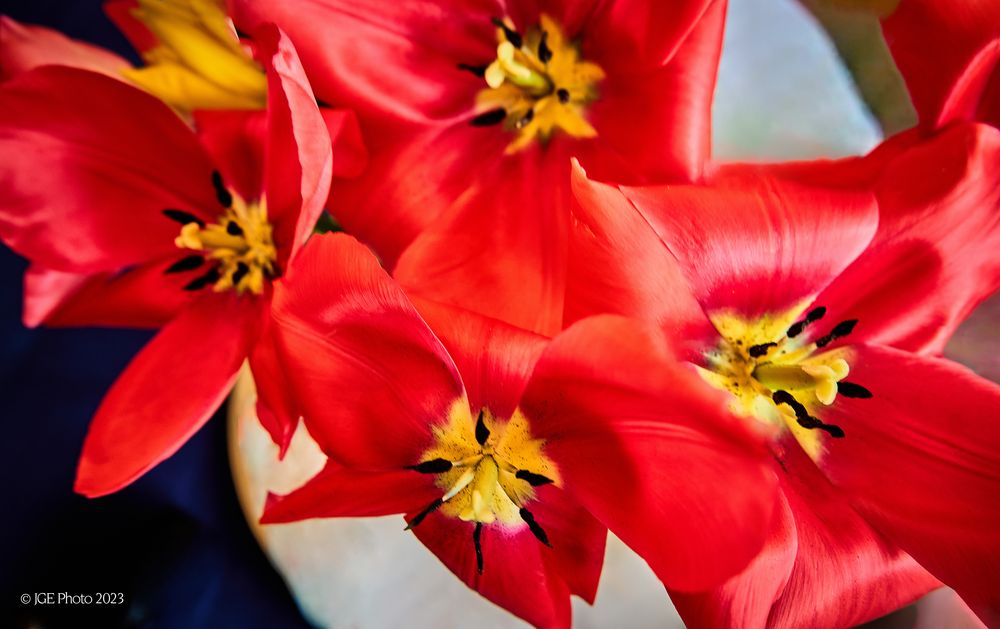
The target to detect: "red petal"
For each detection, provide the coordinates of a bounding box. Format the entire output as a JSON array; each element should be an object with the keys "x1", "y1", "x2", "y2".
[
  {"x1": 321, "y1": 108, "x2": 368, "y2": 179},
  {"x1": 411, "y1": 297, "x2": 548, "y2": 421},
  {"x1": 0, "y1": 67, "x2": 219, "y2": 272},
  {"x1": 529, "y1": 483, "x2": 607, "y2": 605},
  {"x1": 815, "y1": 344, "x2": 1000, "y2": 620},
  {"x1": 23, "y1": 259, "x2": 195, "y2": 329},
  {"x1": 564, "y1": 162, "x2": 716, "y2": 356},
  {"x1": 270, "y1": 234, "x2": 464, "y2": 469},
  {"x1": 254, "y1": 24, "x2": 333, "y2": 260},
  {"x1": 882, "y1": 0, "x2": 1000, "y2": 128},
  {"x1": 328, "y1": 123, "x2": 494, "y2": 267},
  {"x1": 409, "y1": 512, "x2": 572, "y2": 629},
  {"x1": 229, "y1": 0, "x2": 492, "y2": 124},
  {"x1": 74, "y1": 293, "x2": 260, "y2": 497},
  {"x1": 582, "y1": 0, "x2": 724, "y2": 182},
  {"x1": 248, "y1": 314, "x2": 300, "y2": 456},
  {"x1": 0, "y1": 16, "x2": 131, "y2": 79},
  {"x1": 585, "y1": 0, "x2": 719, "y2": 73},
  {"x1": 673, "y1": 446, "x2": 938, "y2": 628},
  {"x1": 192, "y1": 110, "x2": 267, "y2": 204},
  {"x1": 394, "y1": 136, "x2": 573, "y2": 336},
  {"x1": 104, "y1": 0, "x2": 158, "y2": 54},
  {"x1": 261, "y1": 460, "x2": 440, "y2": 523},
  {"x1": 815, "y1": 123, "x2": 1000, "y2": 354},
  {"x1": 622, "y1": 172, "x2": 878, "y2": 317},
  {"x1": 521, "y1": 315, "x2": 779, "y2": 591}
]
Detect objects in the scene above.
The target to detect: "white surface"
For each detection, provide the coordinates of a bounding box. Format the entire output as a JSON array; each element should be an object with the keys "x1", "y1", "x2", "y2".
[{"x1": 712, "y1": 0, "x2": 883, "y2": 161}]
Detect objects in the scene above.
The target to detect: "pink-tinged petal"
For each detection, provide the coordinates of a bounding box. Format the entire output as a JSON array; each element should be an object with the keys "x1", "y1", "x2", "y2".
[
  {"x1": 0, "y1": 67, "x2": 219, "y2": 272},
  {"x1": 75, "y1": 293, "x2": 261, "y2": 497},
  {"x1": 192, "y1": 109, "x2": 266, "y2": 204},
  {"x1": 584, "y1": 0, "x2": 719, "y2": 73},
  {"x1": 670, "y1": 489, "x2": 798, "y2": 629},
  {"x1": 815, "y1": 123, "x2": 1000, "y2": 354},
  {"x1": 253, "y1": 24, "x2": 333, "y2": 260},
  {"x1": 248, "y1": 314, "x2": 300, "y2": 456},
  {"x1": 104, "y1": 0, "x2": 158, "y2": 54},
  {"x1": 270, "y1": 233, "x2": 464, "y2": 469},
  {"x1": 815, "y1": 344, "x2": 1000, "y2": 621},
  {"x1": 673, "y1": 444, "x2": 939, "y2": 629},
  {"x1": 229, "y1": 0, "x2": 494, "y2": 124},
  {"x1": 411, "y1": 297, "x2": 548, "y2": 421},
  {"x1": 564, "y1": 162, "x2": 716, "y2": 357},
  {"x1": 261, "y1": 460, "x2": 440, "y2": 523},
  {"x1": 622, "y1": 172, "x2": 878, "y2": 317},
  {"x1": 529, "y1": 483, "x2": 607, "y2": 605},
  {"x1": 882, "y1": 0, "x2": 1000, "y2": 128},
  {"x1": 23, "y1": 259, "x2": 196, "y2": 329},
  {"x1": 521, "y1": 315, "x2": 779, "y2": 591},
  {"x1": 582, "y1": 0, "x2": 724, "y2": 182},
  {"x1": 409, "y1": 511, "x2": 572, "y2": 629},
  {"x1": 0, "y1": 16, "x2": 131, "y2": 79},
  {"x1": 320, "y1": 107, "x2": 368, "y2": 179},
  {"x1": 393, "y1": 136, "x2": 571, "y2": 336}
]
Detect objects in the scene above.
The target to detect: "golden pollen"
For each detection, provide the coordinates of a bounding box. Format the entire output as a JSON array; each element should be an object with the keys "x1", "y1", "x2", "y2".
[
  {"x1": 173, "y1": 191, "x2": 277, "y2": 295},
  {"x1": 414, "y1": 402, "x2": 559, "y2": 527},
  {"x1": 698, "y1": 304, "x2": 860, "y2": 459},
  {"x1": 475, "y1": 14, "x2": 604, "y2": 153}
]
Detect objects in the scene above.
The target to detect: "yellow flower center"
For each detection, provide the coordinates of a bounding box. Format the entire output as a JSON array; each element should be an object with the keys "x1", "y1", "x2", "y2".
[
  {"x1": 698, "y1": 303, "x2": 871, "y2": 459},
  {"x1": 165, "y1": 171, "x2": 277, "y2": 295},
  {"x1": 404, "y1": 401, "x2": 560, "y2": 573},
  {"x1": 468, "y1": 15, "x2": 605, "y2": 153},
  {"x1": 122, "y1": 0, "x2": 267, "y2": 111}
]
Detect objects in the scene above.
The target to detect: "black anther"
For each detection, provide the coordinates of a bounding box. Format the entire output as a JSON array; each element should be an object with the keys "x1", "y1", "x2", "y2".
[
  {"x1": 405, "y1": 497, "x2": 444, "y2": 530},
  {"x1": 519, "y1": 507, "x2": 551, "y2": 547},
  {"x1": 838, "y1": 381, "x2": 873, "y2": 399},
  {"x1": 165, "y1": 255, "x2": 204, "y2": 274},
  {"x1": 212, "y1": 170, "x2": 233, "y2": 208},
  {"x1": 491, "y1": 17, "x2": 523, "y2": 48},
  {"x1": 475, "y1": 409, "x2": 490, "y2": 446},
  {"x1": 515, "y1": 470, "x2": 554, "y2": 486},
  {"x1": 470, "y1": 108, "x2": 507, "y2": 126},
  {"x1": 162, "y1": 209, "x2": 204, "y2": 227},
  {"x1": 405, "y1": 458, "x2": 454, "y2": 474}
]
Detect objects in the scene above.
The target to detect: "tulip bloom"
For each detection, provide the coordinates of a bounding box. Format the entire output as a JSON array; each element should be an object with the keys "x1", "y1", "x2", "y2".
[
  {"x1": 230, "y1": 0, "x2": 726, "y2": 334},
  {"x1": 566, "y1": 112, "x2": 1000, "y2": 626},
  {"x1": 0, "y1": 25, "x2": 334, "y2": 495},
  {"x1": 260, "y1": 233, "x2": 779, "y2": 628}
]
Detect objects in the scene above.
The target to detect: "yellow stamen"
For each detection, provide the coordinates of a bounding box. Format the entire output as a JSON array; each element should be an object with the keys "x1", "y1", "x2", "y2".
[
  {"x1": 699, "y1": 304, "x2": 858, "y2": 459},
  {"x1": 173, "y1": 193, "x2": 277, "y2": 295},
  {"x1": 418, "y1": 401, "x2": 559, "y2": 527},
  {"x1": 122, "y1": 0, "x2": 266, "y2": 112},
  {"x1": 474, "y1": 14, "x2": 604, "y2": 153}
]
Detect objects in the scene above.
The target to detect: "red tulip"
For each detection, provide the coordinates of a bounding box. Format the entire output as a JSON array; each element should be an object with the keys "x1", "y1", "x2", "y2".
[
  {"x1": 566, "y1": 111, "x2": 1000, "y2": 625},
  {"x1": 229, "y1": 0, "x2": 726, "y2": 335},
  {"x1": 0, "y1": 24, "x2": 335, "y2": 495},
  {"x1": 260, "y1": 232, "x2": 779, "y2": 629}
]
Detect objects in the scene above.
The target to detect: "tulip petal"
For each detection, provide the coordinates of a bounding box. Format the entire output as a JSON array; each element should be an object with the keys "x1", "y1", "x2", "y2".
[
  {"x1": 74, "y1": 293, "x2": 260, "y2": 497},
  {"x1": 565, "y1": 162, "x2": 716, "y2": 354},
  {"x1": 248, "y1": 314, "x2": 300, "y2": 456},
  {"x1": 254, "y1": 24, "x2": 333, "y2": 261},
  {"x1": 229, "y1": 0, "x2": 493, "y2": 123},
  {"x1": 622, "y1": 172, "x2": 878, "y2": 317},
  {"x1": 0, "y1": 67, "x2": 218, "y2": 272},
  {"x1": 815, "y1": 344, "x2": 1000, "y2": 621},
  {"x1": 23, "y1": 259, "x2": 196, "y2": 329},
  {"x1": 192, "y1": 109, "x2": 266, "y2": 204},
  {"x1": 814, "y1": 123, "x2": 1000, "y2": 354},
  {"x1": 270, "y1": 234, "x2": 464, "y2": 469},
  {"x1": 521, "y1": 315, "x2": 779, "y2": 591},
  {"x1": 394, "y1": 135, "x2": 573, "y2": 335},
  {"x1": 411, "y1": 297, "x2": 548, "y2": 422},
  {"x1": 882, "y1": 0, "x2": 1000, "y2": 128},
  {"x1": 261, "y1": 460, "x2": 440, "y2": 523},
  {"x1": 0, "y1": 16, "x2": 131, "y2": 79},
  {"x1": 582, "y1": 0, "x2": 724, "y2": 182},
  {"x1": 321, "y1": 108, "x2": 368, "y2": 179},
  {"x1": 409, "y1": 511, "x2": 572, "y2": 629}
]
